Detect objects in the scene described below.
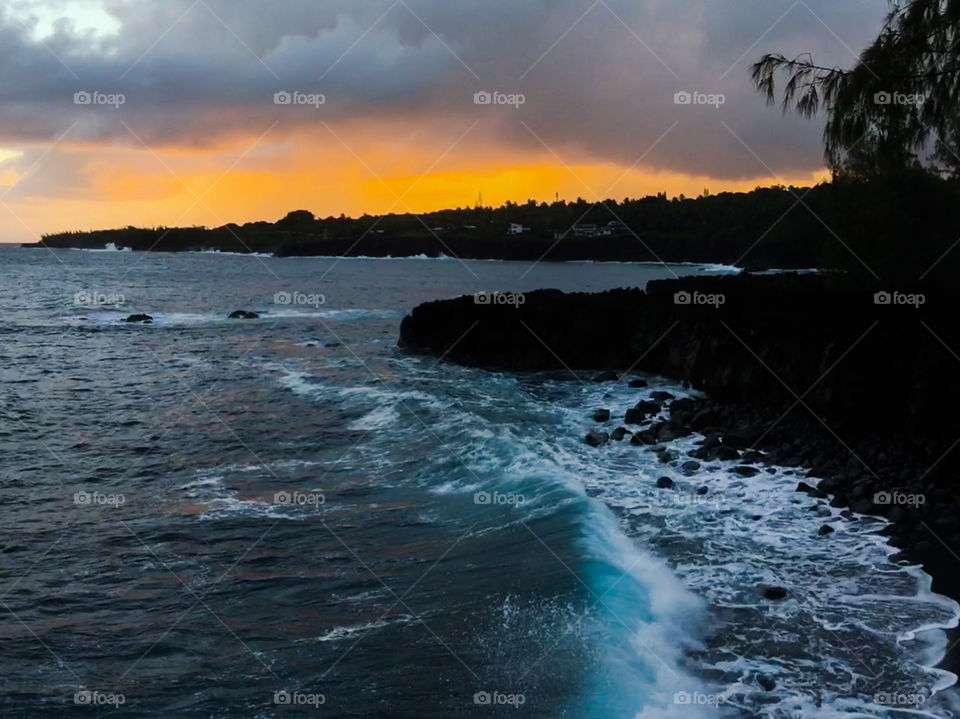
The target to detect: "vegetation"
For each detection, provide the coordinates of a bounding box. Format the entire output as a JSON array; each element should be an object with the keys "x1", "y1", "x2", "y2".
[
  {"x1": 29, "y1": 177, "x2": 960, "y2": 282},
  {"x1": 752, "y1": 0, "x2": 960, "y2": 178}
]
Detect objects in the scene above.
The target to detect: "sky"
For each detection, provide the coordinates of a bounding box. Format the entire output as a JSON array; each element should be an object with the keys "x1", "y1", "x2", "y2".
[{"x1": 0, "y1": 0, "x2": 887, "y2": 241}]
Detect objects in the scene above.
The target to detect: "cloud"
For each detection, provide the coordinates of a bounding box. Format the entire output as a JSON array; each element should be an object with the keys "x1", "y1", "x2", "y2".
[{"x1": 0, "y1": 0, "x2": 886, "y2": 186}]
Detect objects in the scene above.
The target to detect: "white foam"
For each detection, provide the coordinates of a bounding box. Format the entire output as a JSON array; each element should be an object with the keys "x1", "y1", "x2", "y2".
[
  {"x1": 307, "y1": 616, "x2": 414, "y2": 643},
  {"x1": 348, "y1": 404, "x2": 401, "y2": 431},
  {"x1": 186, "y1": 250, "x2": 274, "y2": 257},
  {"x1": 69, "y1": 242, "x2": 132, "y2": 252},
  {"x1": 278, "y1": 253, "x2": 455, "y2": 261},
  {"x1": 550, "y1": 380, "x2": 960, "y2": 716}
]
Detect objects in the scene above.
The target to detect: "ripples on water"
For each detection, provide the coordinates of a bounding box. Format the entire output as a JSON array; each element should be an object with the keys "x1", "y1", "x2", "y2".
[{"x1": 0, "y1": 247, "x2": 957, "y2": 718}]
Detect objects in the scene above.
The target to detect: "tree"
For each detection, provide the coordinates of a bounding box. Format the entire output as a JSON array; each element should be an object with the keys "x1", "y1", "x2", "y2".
[
  {"x1": 752, "y1": 0, "x2": 960, "y2": 177},
  {"x1": 278, "y1": 209, "x2": 316, "y2": 228}
]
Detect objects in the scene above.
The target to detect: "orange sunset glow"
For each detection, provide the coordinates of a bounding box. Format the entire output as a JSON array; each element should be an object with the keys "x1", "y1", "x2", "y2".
[
  {"x1": 3, "y1": 131, "x2": 829, "y2": 241},
  {"x1": 0, "y1": 0, "x2": 875, "y2": 242}
]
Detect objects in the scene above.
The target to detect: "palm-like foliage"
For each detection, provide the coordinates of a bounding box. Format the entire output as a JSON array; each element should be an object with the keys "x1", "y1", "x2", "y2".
[{"x1": 752, "y1": 0, "x2": 960, "y2": 177}]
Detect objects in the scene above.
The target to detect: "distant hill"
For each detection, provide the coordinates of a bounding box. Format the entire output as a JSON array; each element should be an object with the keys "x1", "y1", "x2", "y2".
[{"x1": 25, "y1": 173, "x2": 960, "y2": 279}]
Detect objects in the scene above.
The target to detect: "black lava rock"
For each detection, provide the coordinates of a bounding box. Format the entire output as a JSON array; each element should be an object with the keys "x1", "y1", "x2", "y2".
[
  {"x1": 761, "y1": 585, "x2": 788, "y2": 600},
  {"x1": 591, "y1": 371, "x2": 618, "y2": 382},
  {"x1": 715, "y1": 446, "x2": 741, "y2": 461},
  {"x1": 630, "y1": 430, "x2": 657, "y2": 445},
  {"x1": 795, "y1": 481, "x2": 828, "y2": 498},
  {"x1": 585, "y1": 432, "x2": 609, "y2": 447}
]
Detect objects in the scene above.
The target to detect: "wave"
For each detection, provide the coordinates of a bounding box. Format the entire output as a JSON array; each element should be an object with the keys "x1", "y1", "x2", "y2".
[
  {"x1": 185, "y1": 249, "x2": 275, "y2": 257},
  {"x1": 263, "y1": 358, "x2": 960, "y2": 715},
  {"x1": 549, "y1": 380, "x2": 960, "y2": 717},
  {"x1": 566, "y1": 260, "x2": 741, "y2": 273},
  {"x1": 278, "y1": 253, "x2": 459, "y2": 261},
  {"x1": 68, "y1": 242, "x2": 132, "y2": 252},
  {"x1": 57, "y1": 307, "x2": 404, "y2": 328}
]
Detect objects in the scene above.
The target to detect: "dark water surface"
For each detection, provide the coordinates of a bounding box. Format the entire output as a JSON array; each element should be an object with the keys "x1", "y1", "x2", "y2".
[{"x1": 0, "y1": 247, "x2": 956, "y2": 718}]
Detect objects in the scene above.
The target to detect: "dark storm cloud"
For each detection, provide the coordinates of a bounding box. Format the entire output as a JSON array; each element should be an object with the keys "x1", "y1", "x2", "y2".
[{"x1": 0, "y1": 0, "x2": 885, "y2": 179}]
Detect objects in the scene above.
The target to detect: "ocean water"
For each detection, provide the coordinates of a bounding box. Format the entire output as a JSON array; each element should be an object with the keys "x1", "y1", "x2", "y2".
[{"x1": 0, "y1": 245, "x2": 957, "y2": 718}]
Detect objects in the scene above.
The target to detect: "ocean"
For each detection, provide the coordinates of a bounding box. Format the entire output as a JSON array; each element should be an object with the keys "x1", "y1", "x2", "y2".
[{"x1": 1, "y1": 245, "x2": 957, "y2": 718}]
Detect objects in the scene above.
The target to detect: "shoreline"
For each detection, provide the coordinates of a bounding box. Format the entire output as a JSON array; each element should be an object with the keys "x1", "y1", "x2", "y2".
[
  {"x1": 397, "y1": 272, "x2": 960, "y2": 678},
  {"x1": 15, "y1": 244, "x2": 750, "y2": 270}
]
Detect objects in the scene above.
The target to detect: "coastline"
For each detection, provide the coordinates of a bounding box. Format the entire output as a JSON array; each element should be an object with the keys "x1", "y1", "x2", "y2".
[{"x1": 398, "y1": 272, "x2": 960, "y2": 677}]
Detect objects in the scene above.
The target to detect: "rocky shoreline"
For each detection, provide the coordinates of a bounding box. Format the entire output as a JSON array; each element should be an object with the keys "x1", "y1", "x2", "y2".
[{"x1": 399, "y1": 272, "x2": 960, "y2": 670}]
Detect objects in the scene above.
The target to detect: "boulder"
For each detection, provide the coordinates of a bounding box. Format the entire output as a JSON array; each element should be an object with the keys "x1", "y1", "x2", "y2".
[
  {"x1": 761, "y1": 585, "x2": 788, "y2": 600},
  {"x1": 680, "y1": 460, "x2": 700, "y2": 474},
  {"x1": 656, "y1": 449, "x2": 679, "y2": 464},
  {"x1": 592, "y1": 409, "x2": 611, "y2": 422},
  {"x1": 625, "y1": 400, "x2": 661, "y2": 424},
  {"x1": 734, "y1": 465, "x2": 760, "y2": 477},
  {"x1": 669, "y1": 397, "x2": 699, "y2": 415},
  {"x1": 585, "y1": 431, "x2": 610, "y2": 447},
  {"x1": 124, "y1": 314, "x2": 153, "y2": 323},
  {"x1": 630, "y1": 430, "x2": 657, "y2": 445},
  {"x1": 628, "y1": 379, "x2": 648, "y2": 388},
  {"x1": 715, "y1": 446, "x2": 741, "y2": 461},
  {"x1": 651, "y1": 390, "x2": 675, "y2": 403},
  {"x1": 656, "y1": 476, "x2": 674, "y2": 489},
  {"x1": 657, "y1": 424, "x2": 690, "y2": 441},
  {"x1": 228, "y1": 310, "x2": 259, "y2": 319},
  {"x1": 610, "y1": 426, "x2": 628, "y2": 441},
  {"x1": 795, "y1": 481, "x2": 827, "y2": 498},
  {"x1": 591, "y1": 371, "x2": 619, "y2": 382},
  {"x1": 818, "y1": 524, "x2": 835, "y2": 537}
]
